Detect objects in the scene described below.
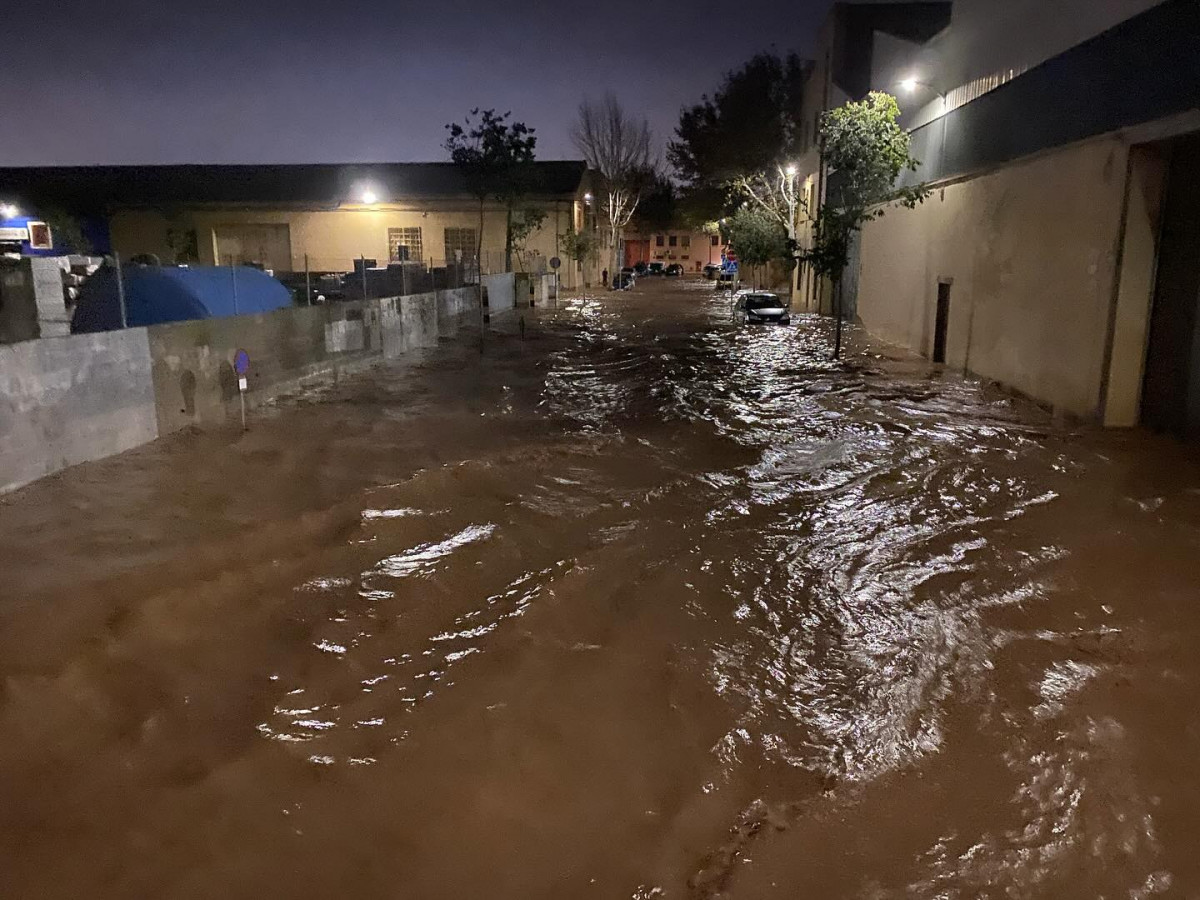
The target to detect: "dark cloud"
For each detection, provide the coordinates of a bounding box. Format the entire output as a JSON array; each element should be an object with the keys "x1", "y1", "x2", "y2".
[{"x1": 2, "y1": 0, "x2": 825, "y2": 165}]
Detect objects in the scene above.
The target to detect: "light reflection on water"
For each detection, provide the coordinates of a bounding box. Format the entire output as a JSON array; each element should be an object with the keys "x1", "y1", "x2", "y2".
[{"x1": 5, "y1": 283, "x2": 1194, "y2": 898}]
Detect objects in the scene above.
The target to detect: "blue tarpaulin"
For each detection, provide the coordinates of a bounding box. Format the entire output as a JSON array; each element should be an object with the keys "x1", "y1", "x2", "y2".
[{"x1": 72, "y1": 265, "x2": 293, "y2": 333}]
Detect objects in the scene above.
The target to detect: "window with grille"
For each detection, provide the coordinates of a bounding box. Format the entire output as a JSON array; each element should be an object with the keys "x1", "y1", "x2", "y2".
[
  {"x1": 668, "y1": 235, "x2": 677, "y2": 247},
  {"x1": 711, "y1": 235, "x2": 719, "y2": 246},
  {"x1": 444, "y1": 227, "x2": 477, "y2": 262},
  {"x1": 655, "y1": 235, "x2": 664, "y2": 247},
  {"x1": 388, "y1": 227, "x2": 423, "y2": 262},
  {"x1": 681, "y1": 235, "x2": 690, "y2": 248}
]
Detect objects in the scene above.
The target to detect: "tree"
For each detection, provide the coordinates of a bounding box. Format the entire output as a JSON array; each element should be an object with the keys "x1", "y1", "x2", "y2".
[
  {"x1": 509, "y1": 207, "x2": 547, "y2": 272},
  {"x1": 561, "y1": 222, "x2": 599, "y2": 274},
  {"x1": 723, "y1": 206, "x2": 791, "y2": 289},
  {"x1": 41, "y1": 208, "x2": 91, "y2": 255},
  {"x1": 802, "y1": 91, "x2": 930, "y2": 359},
  {"x1": 572, "y1": 93, "x2": 653, "y2": 284},
  {"x1": 669, "y1": 53, "x2": 811, "y2": 223},
  {"x1": 444, "y1": 109, "x2": 538, "y2": 275}
]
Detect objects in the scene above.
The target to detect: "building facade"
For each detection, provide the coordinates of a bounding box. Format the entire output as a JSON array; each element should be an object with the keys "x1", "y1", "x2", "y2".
[
  {"x1": 852, "y1": 0, "x2": 1200, "y2": 431},
  {"x1": 0, "y1": 162, "x2": 597, "y2": 289},
  {"x1": 623, "y1": 229, "x2": 728, "y2": 272}
]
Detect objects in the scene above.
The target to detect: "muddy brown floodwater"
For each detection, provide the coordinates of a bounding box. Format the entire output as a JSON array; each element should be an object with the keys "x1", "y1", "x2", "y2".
[{"x1": 3, "y1": 279, "x2": 1200, "y2": 899}]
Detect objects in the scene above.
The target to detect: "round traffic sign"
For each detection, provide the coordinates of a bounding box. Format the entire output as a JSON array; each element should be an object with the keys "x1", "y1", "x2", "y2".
[{"x1": 549, "y1": 256, "x2": 561, "y2": 270}]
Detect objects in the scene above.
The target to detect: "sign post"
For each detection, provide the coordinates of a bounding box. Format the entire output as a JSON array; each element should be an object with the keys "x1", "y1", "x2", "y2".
[
  {"x1": 234, "y1": 349, "x2": 250, "y2": 431},
  {"x1": 549, "y1": 256, "x2": 561, "y2": 304}
]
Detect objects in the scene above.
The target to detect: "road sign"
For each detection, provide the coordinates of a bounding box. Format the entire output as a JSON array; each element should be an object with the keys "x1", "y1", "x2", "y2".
[
  {"x1": 549, "y1": 256, "x2": 561, "y2": 270},
  {"x1": 234, "y1": 349, "x2": 250, "y2": 376}
]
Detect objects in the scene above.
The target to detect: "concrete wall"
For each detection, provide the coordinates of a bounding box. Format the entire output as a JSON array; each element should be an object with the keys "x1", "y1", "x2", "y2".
[
  {"x1": 147, "y1": 299, "x2": 384, "y2": 434},
  {"x1": 0, "y1": 328, "x2": 158, "y2": 493},
  {"x1": 482, "y1": 273, "x2": 515, "y2": 311},
  {"x1": 857, "y1": 136, "x2": 1130, "y2": 418},
  {"x1": 1, "y1": 284, "x2": 484, "y2": 493}
]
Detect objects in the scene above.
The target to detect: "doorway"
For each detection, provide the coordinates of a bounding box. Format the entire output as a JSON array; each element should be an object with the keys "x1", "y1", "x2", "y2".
[
  {"x1": 933, "y1": 282, "x2": 951, "y2": 364},
  {"x1": 1141, "y1": 134, "x2": 1200, "y2": 436}
]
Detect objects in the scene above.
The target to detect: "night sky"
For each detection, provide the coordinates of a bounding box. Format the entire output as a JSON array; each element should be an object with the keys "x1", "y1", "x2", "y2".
[{"x1": 3, "y1": 0, "x2": 824, "y2": 166}]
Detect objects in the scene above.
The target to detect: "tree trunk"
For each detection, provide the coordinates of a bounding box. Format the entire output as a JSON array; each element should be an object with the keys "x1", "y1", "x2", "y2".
[
  {"x1": 477, "y1": 198, "x2": 485, "y2": 280},
  {"x1": 504, "y1": 205, "x2": 514, "y2": 273},
  {"x1": 833, "y1": 275, "x2": 844, "y2": 360}
]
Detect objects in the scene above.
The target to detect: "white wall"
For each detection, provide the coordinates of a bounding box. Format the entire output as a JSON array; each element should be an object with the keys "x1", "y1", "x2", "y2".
[{"x1": 857, "y1": 136, "x2": 1130, "y2": 418}]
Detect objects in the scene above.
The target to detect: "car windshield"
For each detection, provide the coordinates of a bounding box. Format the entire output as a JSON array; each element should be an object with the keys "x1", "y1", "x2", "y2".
[{"x1": 745, "y1": 294, "x2": 782, "y2": 310}]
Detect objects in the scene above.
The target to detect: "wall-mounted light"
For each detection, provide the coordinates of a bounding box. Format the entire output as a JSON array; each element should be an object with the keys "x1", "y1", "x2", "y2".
[
  {"x1": 583, "y1": 192, "x2": 593, "y2": 205},
  {"x1": 0, "y1": 202, "x2": 19, "y2": 220},
  {"x1": 898, "y1": 76, "x2": 946, "y2": 101},
  {"x1": 360, "y1": 188, "x2": 379, "y2": 205}
]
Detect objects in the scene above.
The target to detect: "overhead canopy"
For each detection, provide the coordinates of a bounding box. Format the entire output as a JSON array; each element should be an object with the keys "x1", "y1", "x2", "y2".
[{"x1": 72, "y1": 265, "x2": 293, "y2": 333}]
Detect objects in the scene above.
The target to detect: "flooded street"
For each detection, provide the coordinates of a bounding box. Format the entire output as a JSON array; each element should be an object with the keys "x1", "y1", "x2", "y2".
[{"x1": 4, "y1": 278, "x2": 1200, "y2": 898}]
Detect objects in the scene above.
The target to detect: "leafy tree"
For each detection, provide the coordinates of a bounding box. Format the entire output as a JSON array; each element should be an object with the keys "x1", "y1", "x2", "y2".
[
  {"x1": 802, "y1": 91, "x2": 930, "y2": 359},
  {"x1": 669, "y1": 53, "x2": 811, "y2": 222},
  {"x1": 723, "y1": 206, "x2": 791, "y2": 289},
  {"x1": 630, "y1": 172, "x2": 678, "y2": 234},
  {"x1": 510, "y1": 207, "x2": 547, "y2": 272},
  {"x1": 572, "y1": 93, "x2": 653, "y2": 283},
  {"x1": 41, "y1": 208, "x2": 91, "y2": 255},
  {"x1": 444, "y1": 108, "x2": 538, "y2": 274},
  {"x1": 561, "y1": 222, "x2": 599, "y2": 271}
]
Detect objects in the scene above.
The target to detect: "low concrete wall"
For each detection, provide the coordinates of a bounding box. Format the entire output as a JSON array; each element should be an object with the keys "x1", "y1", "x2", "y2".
[
  {"x1": 0, "y1": 328, "x2": 158, "y2": 493},
  {"x1": 482, "y1": 273, "x2": 515, "y2": 311},
  {"x1": 149, "y1": 299, "x2": 382, "y2": 434},
  {"x1": 1, "y1": 286, "x2": 489, "y2": 493},
  {"x1": 436, "y1": 286, "x2": 478, "y2": 336}
]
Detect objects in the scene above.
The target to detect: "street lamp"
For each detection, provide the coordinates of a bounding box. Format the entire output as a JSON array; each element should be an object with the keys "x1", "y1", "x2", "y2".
[
  {"x1": 360, "y1": 188, "x2": 379, "y2": 205},
  {"x1": 583, "y1": 192, "x2": 593, "y2": 205},
  {"x1": 0, "y1": 202, "x2": 18, "y2": 220},
  {"x1": 785, "y1": 164, "x2": 797, "y2": 178},
  {"x1": 899, "y1": 76, "x2": 946, "y2": 102}
]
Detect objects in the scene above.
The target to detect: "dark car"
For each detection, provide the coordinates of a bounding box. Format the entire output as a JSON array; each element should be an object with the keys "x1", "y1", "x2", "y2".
[
  {"x1": 703, "y1": 263, "x2": 722, "y2": 280},
  {"x1": 612, "y1": 271, "x2": 635, "y2": 290},
  {"x1": 738, "y1": 292, "x2": 791, "y2": 325},
  {"x1": 647, "y1": 262, "x2": 665, "y2": 276},
  {"x1": 633, "y1": 261, "x2": 649, "y2": 276},
  {"x1": 665, "y1": 263, "x2": 685, "y2": 277}
]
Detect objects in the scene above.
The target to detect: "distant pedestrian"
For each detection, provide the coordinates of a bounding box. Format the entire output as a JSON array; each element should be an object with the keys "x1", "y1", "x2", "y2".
[{"x1": 602, "y1": 268, "x2": 609, "y2": 289}]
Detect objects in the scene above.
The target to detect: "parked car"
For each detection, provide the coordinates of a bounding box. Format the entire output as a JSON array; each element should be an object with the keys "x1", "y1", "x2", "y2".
[
  {"x1": 620, "y1": 266, "x2": 637, "y2": 280},
  {"x1": 633, "y1": 261, "x2": 649, "y2": 276},
  {"x1": 612, "y1": 271, "x2": 635, "y2": 290},
  {"x1": 702, "y1": 264, "x2": 722, "y2": 280},
  {"x1": 647, "y1": 262, "x2": 665, "y2": 276},
  {"x1": 737, "y1": 292, "x2": 791, "y2": 325},
  {"x1": 665, "y1": 263, "x2": 685, "y2": 277}
]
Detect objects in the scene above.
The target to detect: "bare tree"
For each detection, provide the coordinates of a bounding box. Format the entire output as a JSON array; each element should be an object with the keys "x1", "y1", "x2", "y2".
[{"x1": 572, "y1": 93, "x2": 653, "y2": 286}]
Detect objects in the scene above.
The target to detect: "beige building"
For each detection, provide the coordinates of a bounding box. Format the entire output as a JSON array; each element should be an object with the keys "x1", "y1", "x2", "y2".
[
  {"x1": 623, "y1": 229, "x2": 728, "y2": 272},
  {"x1": 852, "y1": 0, "x2": 1199, "y2": 430},
  {"x1": 0, "y1": 161, "x2": 598, "y2": 289}
]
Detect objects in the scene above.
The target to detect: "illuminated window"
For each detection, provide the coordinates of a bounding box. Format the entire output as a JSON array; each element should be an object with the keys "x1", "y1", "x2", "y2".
[
  {"x1": 443, "y1": 227, "x2": 476, "y2": 262},
  {"x1": 388, "y1": 227, "x2": 423, "y2": 262}
]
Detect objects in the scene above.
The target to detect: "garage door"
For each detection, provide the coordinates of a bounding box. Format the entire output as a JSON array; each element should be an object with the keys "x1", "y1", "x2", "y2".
[{"x1": 214, "y1": 224, "x2": 292, "y2": 274}]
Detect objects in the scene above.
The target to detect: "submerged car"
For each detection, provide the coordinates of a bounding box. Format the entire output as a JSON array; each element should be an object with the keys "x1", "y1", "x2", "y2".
[{"x1": 738, "y1": 292, "x2": 791, "y2": 325}]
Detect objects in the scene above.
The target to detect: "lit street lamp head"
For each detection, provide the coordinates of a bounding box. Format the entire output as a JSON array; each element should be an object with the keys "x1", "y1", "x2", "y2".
[
  {"x1": 360, "y1": 189, "x2": 379, "y2": 205},
  {"x1": 0, "y1": 202, "x2": 18, "y2": 220},
  {"x1": 785, "y1": 164, "x2": 797, "y2": 177}
]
